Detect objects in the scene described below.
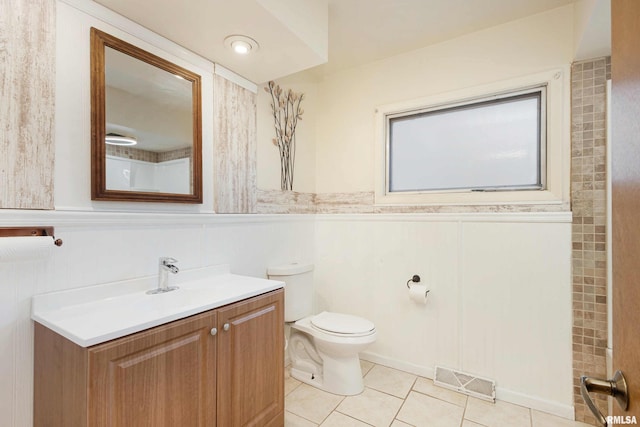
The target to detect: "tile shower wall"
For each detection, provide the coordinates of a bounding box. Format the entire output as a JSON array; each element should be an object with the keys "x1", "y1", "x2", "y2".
[{"x1": 570, "y1": 57, "x2": 610, "y2": 425}]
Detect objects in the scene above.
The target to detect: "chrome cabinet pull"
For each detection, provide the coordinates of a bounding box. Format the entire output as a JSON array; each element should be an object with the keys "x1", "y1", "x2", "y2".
[
  {"x1": 223, "y1": 323, "x2": 230, "y2": 331},
  {"x1": 210, "y1": 327, "x2": 217, "y2": 336},
  {"x1": 580, "y1": 370, "x2": 628, "y2": 426}
]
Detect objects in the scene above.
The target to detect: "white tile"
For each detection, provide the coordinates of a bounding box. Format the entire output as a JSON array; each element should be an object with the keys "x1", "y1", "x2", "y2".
[
  {"x1": 361, "y1": 359, "x2": 375, "y2": 376},
  {"x1": 320, "y1": 412, "x2": 372, "y2": 427},
  {"x1": 286, "y1": 384, "x2": 345, "y2": 424},
  {"x1": 285, "y1": 367, "x2": 302, "y2": 396},
  {"x1": 531, "y1": 409, "x2": 593, "y2": 427},
  {"x1": 337, "y1": 387, "x2": 404, "y2": 427},
  {"x1": 285, "y1": 411, "x2": 319, "y2": 427},
  {"x1": 364, "y1": 364, "x2": 417, "y2": 399},
  {"x1": 464, "y1": 397, "x2": 531, "y2": 427},
  {"x1": 412, "y1": 377, "x2": 468, "y2": 407},
  {"x1": 396, "y1": 391, "x2": 464, "y2": 427},
  {"x1": 390, "y1": 421, "x2": 413, "y2": 427},
  {"x1": 462, "y1": 421, "x2": 486, "y2": 427}
]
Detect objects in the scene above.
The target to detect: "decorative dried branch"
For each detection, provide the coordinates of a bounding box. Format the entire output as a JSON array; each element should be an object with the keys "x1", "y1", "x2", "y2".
[{"x1": 265, "y1": 81, "x2": 304, "y2": 191}]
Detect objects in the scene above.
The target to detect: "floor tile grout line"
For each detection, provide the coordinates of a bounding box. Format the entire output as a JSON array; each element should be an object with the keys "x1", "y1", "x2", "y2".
[
  {"x1": 364, "y1": 384, "x2": 415, "y2": 401},
  {"x1": 333, "y1": 409, "x2": 376, "y2": 426},
  {"x1": 387, "y1": 376, "x2": 416, "y2": 426},
  {"x1": 409, "y1": 381, "x2": 469, "y2": 409},
  {"x1": 315, "y1": 395, "x2": 345, "y2": 426},
  {"x1": 459, "y1": 395, "x2": 470, "y2": 427},
  {"x1": 529, "y1": 407, "x2": 533, "y2": 427},
  {"x1": 285, "y1": 410, "x2": 320, "y2": 426},
  {"x1": 386, "y1": 376, "x2": 420, "y2": 426},
  {"x1": 285, "y1": 379, "x2": 302, "y2": 397}
]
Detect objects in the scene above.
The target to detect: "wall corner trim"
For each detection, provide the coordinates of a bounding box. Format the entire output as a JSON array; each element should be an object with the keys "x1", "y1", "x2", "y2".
[{"x1": 214, "y1": 64, "x2": 258, "y2": 93}]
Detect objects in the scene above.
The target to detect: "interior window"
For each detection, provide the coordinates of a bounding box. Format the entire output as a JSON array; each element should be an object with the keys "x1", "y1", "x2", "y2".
[{"x1": 387, "y1": 87, "x2": 546, "y2": 194}]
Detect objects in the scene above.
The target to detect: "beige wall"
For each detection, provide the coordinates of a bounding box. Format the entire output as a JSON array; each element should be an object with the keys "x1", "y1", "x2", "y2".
[
  {"x1": 257, "y1": 73, "x2": 318, "y2": 193},
  {"x1": 314, "y1": 5, "x2": 575, "y2": 193}
]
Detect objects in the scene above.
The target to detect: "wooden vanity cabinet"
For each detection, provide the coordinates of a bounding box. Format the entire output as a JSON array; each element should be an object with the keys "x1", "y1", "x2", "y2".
[{"x1": 34, "y1": 289, "x2": 284, "y2": 427}]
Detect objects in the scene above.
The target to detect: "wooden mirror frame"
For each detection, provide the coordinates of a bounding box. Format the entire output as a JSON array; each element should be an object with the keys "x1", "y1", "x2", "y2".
[{"x1": 90, "y1": 27, "x2": 203, "y2": 203}]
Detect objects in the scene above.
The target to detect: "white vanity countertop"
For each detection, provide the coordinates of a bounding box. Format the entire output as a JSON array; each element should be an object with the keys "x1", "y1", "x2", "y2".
[{"x1": 31, "y1": 264, "x2": 284, "y2": 347}]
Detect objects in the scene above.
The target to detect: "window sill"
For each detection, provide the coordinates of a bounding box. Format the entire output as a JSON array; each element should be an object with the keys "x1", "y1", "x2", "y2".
[{"x1": 374, "y1": 189, "x2": 565, "y2": 207}]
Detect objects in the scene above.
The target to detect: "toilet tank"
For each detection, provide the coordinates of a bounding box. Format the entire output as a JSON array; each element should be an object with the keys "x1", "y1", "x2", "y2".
[{"x1": 267, "y1": 263, "x2": 314, "y2": 322}]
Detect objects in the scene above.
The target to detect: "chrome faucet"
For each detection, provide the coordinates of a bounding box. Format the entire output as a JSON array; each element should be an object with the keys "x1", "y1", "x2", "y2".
[{"x1": 147, "y1": 257, "x2": 180, "y2": 294}]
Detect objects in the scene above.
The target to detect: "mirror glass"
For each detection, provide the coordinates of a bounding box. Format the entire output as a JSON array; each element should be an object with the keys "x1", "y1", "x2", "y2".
[{"x1": 91, "y1": 28, "x2": 202, "y2": 203}]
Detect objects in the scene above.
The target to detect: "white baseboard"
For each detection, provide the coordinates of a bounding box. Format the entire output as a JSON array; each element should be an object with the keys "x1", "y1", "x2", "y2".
[
  {"x1": 360, "y1": 351, "x2": 575, "y2": 420},
  {"x1": 360, "y1": 351, "x2": 435, "y2": 379},
  {"x1": 496, "y1": 386, "x2": 575, "y2": 420}
]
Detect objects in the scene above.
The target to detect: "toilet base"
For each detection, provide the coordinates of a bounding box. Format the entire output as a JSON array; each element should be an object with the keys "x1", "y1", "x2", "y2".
[{"x1": 290, "y1": 355, "x2": 365, "y2": 396}]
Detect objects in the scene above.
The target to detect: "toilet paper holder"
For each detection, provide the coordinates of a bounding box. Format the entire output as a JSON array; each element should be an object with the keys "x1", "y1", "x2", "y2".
[
  {"x1": 0, "y1": 227, "x2": 63, "y2": 247},
  {"x1": 406, "y1": 275, "x2": 429, "y2": 294},
  {"x1": 406, "y1": 275, "x2": 421, "y2": 288}
]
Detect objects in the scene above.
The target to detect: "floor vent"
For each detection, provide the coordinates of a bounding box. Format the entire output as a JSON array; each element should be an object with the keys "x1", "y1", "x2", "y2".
[{"x1": 434, "y1": 366, "x2": 496, "y2": 402}]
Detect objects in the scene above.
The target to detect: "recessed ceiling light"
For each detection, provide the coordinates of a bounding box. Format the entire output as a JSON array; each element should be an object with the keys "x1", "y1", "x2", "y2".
[
  {"x1": 224, "y1": 35, "x2": 259, "y2": 55},
  {"x1": 105, "y1": 133, "x2": 137, "y2": 146},
  {"x1": 232, "y1": 40, "x2": 251, "y2": 54}
]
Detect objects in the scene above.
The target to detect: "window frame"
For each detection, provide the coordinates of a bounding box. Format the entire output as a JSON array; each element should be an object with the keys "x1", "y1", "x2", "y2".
[
  {"x1": 374, "y1": 68, "x2": 570, "y2": 207},
  {"x1": 386, "y1": 86, "x2": 547, "y2": 194}
]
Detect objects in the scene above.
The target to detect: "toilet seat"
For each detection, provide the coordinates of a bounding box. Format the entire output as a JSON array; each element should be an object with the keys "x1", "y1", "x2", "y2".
[{"x1": 311, "y1": 311, "x2": 375, "y2": 337}]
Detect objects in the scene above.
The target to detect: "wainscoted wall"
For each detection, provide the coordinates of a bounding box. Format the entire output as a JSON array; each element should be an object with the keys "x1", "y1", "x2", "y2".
[
  {"x1": 213, "y1": 74, "x2": 257, "y2": 213},
  {"x1": 570, "y1": 57, "x2": 610, "y2": 424},
  {"x1": 0, "y1": 211, "x2": 314, "y2": 427},
  {"x1": 314, "y1": 213, "x2": 574, "y2": 418},
  {"x1": 0, "y1": 0, "x2": 55, "y2": 209}
]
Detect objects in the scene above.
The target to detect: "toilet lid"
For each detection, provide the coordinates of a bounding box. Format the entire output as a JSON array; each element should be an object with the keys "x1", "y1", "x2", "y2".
[{"x1": 311, "y1": 311, "x2": 375, "y2": 335}]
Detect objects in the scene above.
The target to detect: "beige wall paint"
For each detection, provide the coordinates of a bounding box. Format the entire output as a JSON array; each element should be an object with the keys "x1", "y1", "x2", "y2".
[
  {"x1": 257, "y1": 72, "x2": 318, "y2": 193},
  {"x1": 314, "y1": 5, "x2": 575, "y2": 193},
  {"x1": 0, "y1": 0, "x2": 56, "y2": 209}
]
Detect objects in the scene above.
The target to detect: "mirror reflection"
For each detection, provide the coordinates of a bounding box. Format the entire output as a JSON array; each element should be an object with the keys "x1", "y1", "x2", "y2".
[{"x1": 91, "y1": 28, "x2": 202, "y2": 203}]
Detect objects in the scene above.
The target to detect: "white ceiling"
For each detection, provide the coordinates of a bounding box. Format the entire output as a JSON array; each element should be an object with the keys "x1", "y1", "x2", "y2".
[{"x1": 95, "y1": 0, "x2": 608, "y2": 83}]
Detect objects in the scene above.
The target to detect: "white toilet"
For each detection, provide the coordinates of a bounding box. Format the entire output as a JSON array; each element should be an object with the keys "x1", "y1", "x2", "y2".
[{"x1": 267, "y1": 263, "x2": 377, "y2": 396}]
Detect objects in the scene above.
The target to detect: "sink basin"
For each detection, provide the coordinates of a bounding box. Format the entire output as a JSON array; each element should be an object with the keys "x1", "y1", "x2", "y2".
[{"x1": 31, "y1": 264, "x2": 284, "y2": 347}]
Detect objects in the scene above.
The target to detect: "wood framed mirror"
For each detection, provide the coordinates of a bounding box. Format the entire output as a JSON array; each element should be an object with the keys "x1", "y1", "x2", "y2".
[{"x1": 91, "y1": 27, "x2": 202, "y2": 203}]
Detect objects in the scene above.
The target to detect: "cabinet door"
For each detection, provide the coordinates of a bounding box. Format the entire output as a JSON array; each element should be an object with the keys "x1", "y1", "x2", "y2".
[
  {"x1": 217, "y1": 289, "x2": 284, "y2": 427},
  {"x1": 88, "y1": 310, "x2": 217, "y2": 427}
]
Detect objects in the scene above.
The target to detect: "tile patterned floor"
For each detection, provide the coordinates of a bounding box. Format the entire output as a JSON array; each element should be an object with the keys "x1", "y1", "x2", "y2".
[{"x1": 284, "y1": 361, "x2": 593, "y2": 427}]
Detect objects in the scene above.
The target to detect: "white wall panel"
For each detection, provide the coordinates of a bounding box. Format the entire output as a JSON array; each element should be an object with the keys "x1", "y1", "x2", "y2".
[
  {"x1": 314, "y1": 214, "x2": 573, "y2": 417},
  {"x1": 460, "y1": 221, "x2": 573, "y2": 414},
  {"x1": 0, "y1": 211, "x2": 314, "y2": 427}
]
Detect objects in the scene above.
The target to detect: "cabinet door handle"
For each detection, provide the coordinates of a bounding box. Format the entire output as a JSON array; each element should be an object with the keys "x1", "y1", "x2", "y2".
[
  {"x1": 210, "y1": 327, "x2": 217, "y2": 336},
  {"x1": 223, "y1": 323, "x2": 230, "y2": 331}
]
